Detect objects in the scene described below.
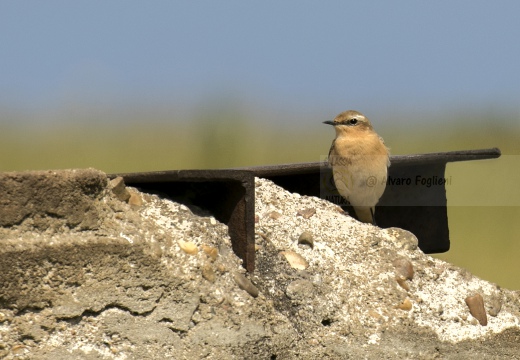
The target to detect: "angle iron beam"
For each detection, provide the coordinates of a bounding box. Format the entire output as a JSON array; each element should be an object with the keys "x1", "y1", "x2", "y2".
[{"x1": 113, "y1": 147, "x2": 500, "y2": 272}]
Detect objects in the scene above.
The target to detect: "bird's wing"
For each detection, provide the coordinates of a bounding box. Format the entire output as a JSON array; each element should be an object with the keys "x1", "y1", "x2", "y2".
[
  {"x1": 379, "y1": 135, "x2": 391, "y2": 167},
  {"x1": 327, "y1": 139, "x2": 336, "y2": 166}
]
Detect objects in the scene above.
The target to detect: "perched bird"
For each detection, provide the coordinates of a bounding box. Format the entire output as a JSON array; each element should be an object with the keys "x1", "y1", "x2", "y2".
[{"x1": 324, "y1": 110, "x2": 390, "y2": 224}]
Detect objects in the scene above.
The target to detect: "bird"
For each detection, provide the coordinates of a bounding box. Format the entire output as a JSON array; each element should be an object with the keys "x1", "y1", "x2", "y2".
[{"x1": 323, "y1": 110, "x2": 390, "y2": 225}]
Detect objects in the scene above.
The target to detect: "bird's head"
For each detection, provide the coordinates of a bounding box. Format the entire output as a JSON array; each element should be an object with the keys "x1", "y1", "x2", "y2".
[{"x1": 323, "y1": 110, "x2": 374, "y2": 136}]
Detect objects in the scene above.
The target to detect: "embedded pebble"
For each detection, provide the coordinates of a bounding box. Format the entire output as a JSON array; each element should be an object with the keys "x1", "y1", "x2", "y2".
[
  {"x1": 368, "y1": 310, "x2": 382, "y2": 319},
  {"x1": 307, "y1": 338, "x2": 319, "y2": 346},
  {"x1": 202, "y1": 245, "x2": 218, "y2": 261},
  {"x1": 335, "y1": 206, "x2": 347, "y2": 214},
  {"x1": 280, "y1": 251, "x2": 309, "y2": 270},
  {"x1": 298, "y1": 231, "x2": 314, "y2": 249},
  {"x1": 178, "y1": 240, "x2": 198, "y2": 255},
  {"x1": 233, "y1": 273, "x2": 259, "y2": 298},
  {"x1": 257, "y1": 232, "x2": 268, "y2": 241},
  {"x1": 109, "y1": 176, "x2": 131, "y2": 202},
  {"x1": 396, "y1": 277, "x2": 410, "y2": 291},
  {"x1": 397, "y1": 298, "x2": 413, "y2": 311},
  {"x1": 191, "y1": 311, "x2": 202, "y2": 324},
  {"x1": 267, "y1": 211, "x2": 283, "y2": 220},
  {"x1": 216, "y1": 263, "x2": 227, "y2": 273},
  {"x1": 488, "y1": 297, "x2": 503, "y2": 317},
  {"x1": 393, "y1": 257, "x2": 414, "y2": 280},
  {"x1": 11, "y1": 345, "x2": 28, "y2": 356},
  {"x1": 128, "y1": 191, "x2": 143, "y2": 208},
  {"x1": 465, "y1": 294, "x2": 487, "y2": 326},
  {"x1": 386, "y1": 228, "x2": 418, "y2": 250},
  {"x1": 202, "y1": 264, "x2": 216, "y2": 283},
  {"x1": 285, "y1": 279, "x2": 314, "y2": 300},
  {"x1": 296, "y1": 208, "x2": 316, "y2": 219}
]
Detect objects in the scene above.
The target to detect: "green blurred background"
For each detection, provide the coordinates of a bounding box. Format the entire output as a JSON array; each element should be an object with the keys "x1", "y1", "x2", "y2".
[
  {"x1": 1, "y1": 2, "x2": 519, "y2": 289},
  {"x1": 0, "y1": 105, "x2": 519, "y2": 289}
]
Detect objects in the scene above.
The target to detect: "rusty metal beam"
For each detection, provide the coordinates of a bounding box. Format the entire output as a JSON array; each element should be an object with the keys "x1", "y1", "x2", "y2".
[
  {"x1": 112, "y1": 170, "x2": 256, "y2": 272},
  {"x1": 112, "y1": 147, "x2": 501, "y2": 272}
]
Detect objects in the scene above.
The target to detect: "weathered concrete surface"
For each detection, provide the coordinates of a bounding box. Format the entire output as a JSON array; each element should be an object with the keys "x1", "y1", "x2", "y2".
[
  {"x1": 0, "y1": 169, "x2": 106, "y2": 230},
  {"x1": 0, "y1": 169, "x2": 519, "y2": 359}
]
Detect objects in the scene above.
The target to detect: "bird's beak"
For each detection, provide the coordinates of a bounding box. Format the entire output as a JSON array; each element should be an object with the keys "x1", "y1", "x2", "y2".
[{"x1": 323, "y1": 120, "x2": 335, "y2": 126}]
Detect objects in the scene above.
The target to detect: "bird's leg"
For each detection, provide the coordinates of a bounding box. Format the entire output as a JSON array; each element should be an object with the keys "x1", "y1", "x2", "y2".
[{"x1": 370, "y1": 207, "x2": 377, "y2": 226}]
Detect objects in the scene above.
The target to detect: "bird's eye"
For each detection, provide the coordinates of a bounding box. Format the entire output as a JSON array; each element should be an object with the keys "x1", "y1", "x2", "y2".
[{"x1": 348, "y1": 118, "x2": 358, "y2": 125}]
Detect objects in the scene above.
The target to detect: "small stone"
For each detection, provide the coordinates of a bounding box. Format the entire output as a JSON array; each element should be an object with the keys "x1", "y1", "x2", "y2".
[
  {"x1": 298, "y1": 231, "x2": 314, "y2": 248},
  {"x1": 397, "y1": 298, "x2": 413, "y2": 311},
  {"x1": 335, "y1": 206, "x2": 347, "y2": 214},
  {"x1": 202, "y1": 264, "x2": 216, "y2": 283},
  {"x1": 285, "y1": 279, "x2": 314, "y2": 300},
  {"x1": 0, "y1": 348, "x2": 7, "y2": 359},
  {"x1": 11, "y1": 345, "x2": 28, "y2": 356},
  {"x1": 233, "y1": 273, "x2": 259, "y2": 298},
  {"x1": 258, "y1": 232, "x2": 268, "y2": 241},
  {"x1": 127, "y1": 191, "x2": 143, "y2": 208},
  {"x1": 307, "y1": 339, "x2": 319, "y2": 346},
  {"x1": 488, "y1": 297, "x2": 503, "y2": 317},
  {"x1": 110, "y1": 176, "x2": 131, "y2": 202},
  {"x1": 178, "y1": 240, "x2": 198, "y2": 255},
  {"x1": 0, "y1": 312, "x2": 6, "y2": 322},
  {"x1": 386, "y1": 228, "x2": 418, "y2": 251},
  {"x1": 312, "y1": 273, "x2": 323, "y2": 285},
  {"x1": 396, "y1": 277, "x2": 410, "y2": 291},
  {"x1": 267, "y1": 211, "x2": 282, "y2": 220},
  {"x1": 191, "y1": 311, "x2": 202, "y2": 324},
  {"x1": 368, "y1": 310, "x2": 382, "y2": 319},
  {"x1": 296, "y1": 208, "x2": 316, "y2": 219},
  {"x1": 202, "y1": 245, "x2": 218, "y2": 261},
  {"x1": 210, "y1": 217, "x2": 217, "y2": 225},
  {"x1": 254, "y1": 214, "x2": 259, "y2": 223},
  {"x1": 465, "y1": 293, "x2": 487, "y2": 326},
  {"x1": 280, "y1": 251, "x2": 309, "y2": 270},
  {"x1": 216, "y1": 264, "x2": 227, "y2": 273},
  {"x1": 393, "y1": 257, "x2": 414, "y2": 280}
]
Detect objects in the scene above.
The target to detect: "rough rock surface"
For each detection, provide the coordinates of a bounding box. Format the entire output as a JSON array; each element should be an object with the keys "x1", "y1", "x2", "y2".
[{"x1": 0, "y1": 169, "x2": 519, "y2": 359}]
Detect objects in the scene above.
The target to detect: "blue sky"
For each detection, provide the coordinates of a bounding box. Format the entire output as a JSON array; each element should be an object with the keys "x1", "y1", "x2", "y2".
[{"x1": 1, "y1": 1, "x2": 519, "y2": 124}]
